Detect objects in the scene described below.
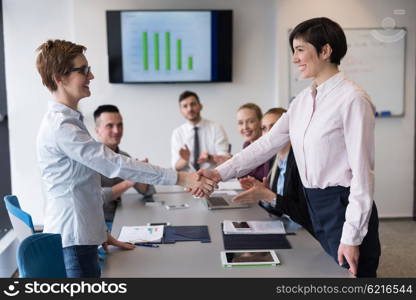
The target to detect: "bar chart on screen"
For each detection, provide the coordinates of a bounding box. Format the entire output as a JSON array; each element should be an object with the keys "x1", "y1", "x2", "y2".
[
  {"x1": 140, "y1": 31, "x2": 194, "y2": 72},
  {"x1": 121, "y1": 11, "x2": 211, "y2": 82}
]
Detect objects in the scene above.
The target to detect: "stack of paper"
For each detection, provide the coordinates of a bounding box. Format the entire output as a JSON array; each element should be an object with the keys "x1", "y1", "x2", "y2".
[
  {"x1": 223, "y1": 220, "x2": 286, "y2": 235},
  {"x1": 118, "y1": 225, "x2": 164, "y2": 243}
]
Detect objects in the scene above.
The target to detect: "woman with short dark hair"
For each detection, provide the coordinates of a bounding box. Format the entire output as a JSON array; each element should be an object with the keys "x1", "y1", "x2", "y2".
[{"x1": 197, "y1": 17, "x2": 380, "y2": 277}]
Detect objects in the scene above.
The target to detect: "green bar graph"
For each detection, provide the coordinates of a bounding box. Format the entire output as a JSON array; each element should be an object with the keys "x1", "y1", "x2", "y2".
[
  {"x1": 141, "y1": 32, "x2": 193, "y2": 72},
  {"x1": 165, "y1": 32, "x2": 171, "y2": 70},
  {"x1": 142, "y1": 32, "x2": 148, "y2": 70},
  {"x1": 154, "y1": 33, "x2": 159, "y2": 71},
  {"x1": 188, "y1": 56, "x2": 193, "y2": 70},
  {"x1": 176, "y1": 39, "x2": 182, "y2": 70}
]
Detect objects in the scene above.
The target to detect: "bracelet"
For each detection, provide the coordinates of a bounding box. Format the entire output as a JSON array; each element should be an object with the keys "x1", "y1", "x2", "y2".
[{"x1": 271, "y1": 197, "x2": 277, "y2": 207}]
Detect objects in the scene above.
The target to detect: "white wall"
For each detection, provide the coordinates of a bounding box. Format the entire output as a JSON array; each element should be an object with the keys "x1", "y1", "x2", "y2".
[
  {"x1": 3, "y1": 0, "x2": 277, "y2": 225},
  {"x1": 3, "y1": 0, "x2": 74, "y2": 225},
  {"x1": 276, "y1": 0, "x2": 416, "y2": 217},
  {"x1": 3, "y1": 0, "x2": 415, "y2": 228}
]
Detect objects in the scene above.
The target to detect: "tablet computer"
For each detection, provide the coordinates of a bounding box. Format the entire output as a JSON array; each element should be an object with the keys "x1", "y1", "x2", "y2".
[{"x1": 220, "y1": 250, "x2": 280, "y2": 267}]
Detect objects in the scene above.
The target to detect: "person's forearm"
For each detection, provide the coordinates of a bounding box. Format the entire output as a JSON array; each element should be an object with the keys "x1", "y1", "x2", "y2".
[
  {"x1": 262, "y1": 189, "x2": 277, "y2": 203},
  {"x1": 175, "y1": 158, "x2": 189, "y2": 171},
  {"x1": 216, "y1": 114, "x2": 290, "y2": 181},
  {"x1": 341, "y1": 97, "x2": 375, "y2": 246},
  {"x1": 111, "y1": 181, "x2": 134, "y2": 200},
  {"x1": 176, "y1": 172, "x2": 188, "y2": 187}
]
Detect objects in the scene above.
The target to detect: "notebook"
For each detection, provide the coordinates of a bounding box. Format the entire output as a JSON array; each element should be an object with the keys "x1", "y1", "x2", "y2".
[{"x1": 117, "y1": 225, "x2": 164, "y2": 243}]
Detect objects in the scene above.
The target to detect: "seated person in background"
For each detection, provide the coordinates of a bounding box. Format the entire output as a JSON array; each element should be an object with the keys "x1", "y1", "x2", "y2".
[
  {"x1": 235, "y1": 108, "x2": 315, "y2": 237},
  {"x1": 236, "y1": 103, "x2": 267, "y2": 181},
  {"x1": 171, "y1": 90, "x2": 231, "y2": 172},
  {"x1": 94, "y1": 105, "x2": 156, "y2": 224}
]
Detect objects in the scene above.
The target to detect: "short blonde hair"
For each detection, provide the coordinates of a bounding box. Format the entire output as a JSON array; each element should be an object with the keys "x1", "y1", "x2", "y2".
[{"x1": 36, "y1": 40, "x2": 86, "y2": 91}]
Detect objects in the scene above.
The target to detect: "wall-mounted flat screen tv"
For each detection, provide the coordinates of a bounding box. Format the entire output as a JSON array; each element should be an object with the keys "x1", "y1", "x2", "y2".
[{"x1": 106, "y1": 10, "x2": 232, "y2": 83}]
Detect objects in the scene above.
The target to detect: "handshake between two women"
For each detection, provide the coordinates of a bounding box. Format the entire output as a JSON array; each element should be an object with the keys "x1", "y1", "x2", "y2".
[{"x1": 177, "y1": 169, "x2": 223, "y2": 198}]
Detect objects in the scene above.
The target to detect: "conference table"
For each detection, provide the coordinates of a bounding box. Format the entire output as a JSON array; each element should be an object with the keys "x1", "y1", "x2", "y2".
[{"x1": 102, "y1": 186, "x2": 351, "y2": 278}]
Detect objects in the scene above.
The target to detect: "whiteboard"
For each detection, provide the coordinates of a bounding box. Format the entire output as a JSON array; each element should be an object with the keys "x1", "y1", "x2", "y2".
[{"x1": 289, "y1": 28, "x2": 406, "y2": 116}]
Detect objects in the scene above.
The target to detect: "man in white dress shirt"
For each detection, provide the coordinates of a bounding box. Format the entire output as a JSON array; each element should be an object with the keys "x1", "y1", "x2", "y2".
[{"x1": 171, "y1": 91, "x2": 231, "y2": 172}]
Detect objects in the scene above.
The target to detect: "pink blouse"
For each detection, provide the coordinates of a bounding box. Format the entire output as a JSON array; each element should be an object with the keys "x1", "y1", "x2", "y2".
[{"x1": 217, "y1": 72, "x2": 375, "y2": 246}]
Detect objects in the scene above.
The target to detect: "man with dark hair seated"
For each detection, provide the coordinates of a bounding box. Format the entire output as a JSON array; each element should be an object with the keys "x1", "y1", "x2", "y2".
[{"x1": 94, "y1": 105, "x2": 155, "y2": 226}]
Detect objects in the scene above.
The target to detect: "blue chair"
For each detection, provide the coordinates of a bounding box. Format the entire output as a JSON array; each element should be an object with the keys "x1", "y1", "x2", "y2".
[
  {"x1": 4, "y1": 195, "x2": 35, "y2": 242},
  {"x1": 17, "y1": 233, "x2": 67, "y2": 278}
]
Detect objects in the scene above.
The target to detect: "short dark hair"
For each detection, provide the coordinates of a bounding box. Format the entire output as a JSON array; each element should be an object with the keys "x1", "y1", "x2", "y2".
[
  {"x1": 93, "y1": 105, "x2": 120, "y2": 121},
  {"x1": 289, "y1": 17, "x2": 347, "y2": 65},
  {"x1": 179, "y1": 90, "x2": 200, "y2": 104}
]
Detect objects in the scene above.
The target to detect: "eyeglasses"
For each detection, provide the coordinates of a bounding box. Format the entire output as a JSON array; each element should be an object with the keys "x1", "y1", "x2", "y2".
[{"x1": 67, "y1": 65, "x2": 91, "y2": 76}]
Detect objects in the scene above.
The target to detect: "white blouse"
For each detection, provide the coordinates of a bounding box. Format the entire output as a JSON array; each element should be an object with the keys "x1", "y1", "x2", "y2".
[
  {"x1": 37, "y1": 101, "x2": 177, "y2": 247},
  {"x1": 217, "y1": 72, "x2": 375, "y2": 246}
]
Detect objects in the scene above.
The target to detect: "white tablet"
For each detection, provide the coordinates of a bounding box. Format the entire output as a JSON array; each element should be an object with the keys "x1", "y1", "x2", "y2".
[{"x1": 220, "y1": 250, "x2": 280, "y2": 267}]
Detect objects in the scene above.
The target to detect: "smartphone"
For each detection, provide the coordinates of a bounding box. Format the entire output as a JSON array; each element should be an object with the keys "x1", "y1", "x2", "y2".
[
  {"x1": 147, "y1": 222, "x2": 171, "y2": 226},
  {"x1": 165, "y1": 203, "x2": 189, "y2": 210},
  {"x1": 232, "y1": 221, "x2": 251, "y2": 230}
]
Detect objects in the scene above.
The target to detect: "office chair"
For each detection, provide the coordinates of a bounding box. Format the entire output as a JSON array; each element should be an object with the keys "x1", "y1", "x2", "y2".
[
  {"x1": 4, "y1": 196, "x2": 107, "y2": 269},
  {"x1": 4, "y1": 195, "x2": 35, "y2": 242},
  {"x1": 17, "y1": 233, "x2": 67, "y2": 278}
]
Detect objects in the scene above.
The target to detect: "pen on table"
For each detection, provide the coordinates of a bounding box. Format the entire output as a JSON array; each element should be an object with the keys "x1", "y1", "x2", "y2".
[{"x1": 134, "y1": 243, "x2": 159, "y2": 248}]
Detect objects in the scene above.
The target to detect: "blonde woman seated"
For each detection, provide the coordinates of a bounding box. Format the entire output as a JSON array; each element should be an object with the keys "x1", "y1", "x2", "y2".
[
  {"x1": 235, "y1": 108, "x2": 315, "y2": 236},
  {"x1": 236, "y1": 103, "x2": 267, "y2": 181}
]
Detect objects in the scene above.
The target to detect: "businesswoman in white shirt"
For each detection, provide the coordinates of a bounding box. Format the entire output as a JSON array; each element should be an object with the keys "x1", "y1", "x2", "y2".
[
  {"x1": 196, "y1": 17, "x2": 380, "y2": 277},
  {"x1": 35, "y1": 40, "x2": 215, "y2": 277}
]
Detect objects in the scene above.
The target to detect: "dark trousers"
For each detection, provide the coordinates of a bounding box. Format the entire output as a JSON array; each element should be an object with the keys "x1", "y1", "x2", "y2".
[
  {"x1": 304, "y1": 186, "x2": 381, "y2": 277},
  {"x1": 62, "y1": 245, "x2": 101, "y2": 278}
]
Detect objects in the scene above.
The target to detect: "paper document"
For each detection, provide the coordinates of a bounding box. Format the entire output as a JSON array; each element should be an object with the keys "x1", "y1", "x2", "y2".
[
  {"x1": 218, "y1": 180, "x2": 241, "y2": 190},
  {"x1": 118, "y1": 225, "x2": 164, "y2": 243},
  {"x1": 223, "y1": 220, "x2": 286, "y2": 235}
]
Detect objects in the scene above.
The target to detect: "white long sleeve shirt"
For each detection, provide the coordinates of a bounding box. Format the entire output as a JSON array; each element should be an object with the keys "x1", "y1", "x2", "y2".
[
  {"x1": 37, "y1": 101, "x2": 177, "y2": 247},
  {"x1": 217, "y1": 72, "x2": 375, "y2": 246},
  {"x1": 171, "y1": 118, "x2": 229, "y2": 171}
]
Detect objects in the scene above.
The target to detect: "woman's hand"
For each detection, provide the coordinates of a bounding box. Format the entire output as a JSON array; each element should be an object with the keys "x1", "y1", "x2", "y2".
[
  {"x1": 239, "y1": 176, "x2": 266, "y2": 190},
  {"x1": 232, "y1": 177, "x2": 275, "y2": 204},
  {"x1": 338, "y1": 243, "x2": 360, "y2": 276},
  {"x1": 102, "y1": 233, "x2": 136, "y2": 253},
  {"x1": 177, "y1": 171, "x2": 217, "y2": 197}
]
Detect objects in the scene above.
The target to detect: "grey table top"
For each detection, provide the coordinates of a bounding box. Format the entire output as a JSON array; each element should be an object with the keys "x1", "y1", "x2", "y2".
[{"x1": 102, "y1": 187, "x2": 351, "y2": 278}]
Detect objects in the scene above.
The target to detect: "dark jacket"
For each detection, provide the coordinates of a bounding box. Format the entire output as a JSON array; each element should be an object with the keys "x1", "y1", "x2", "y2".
[{"x1": 259, "y1": 149, "x2": 315, "y2": 238}]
